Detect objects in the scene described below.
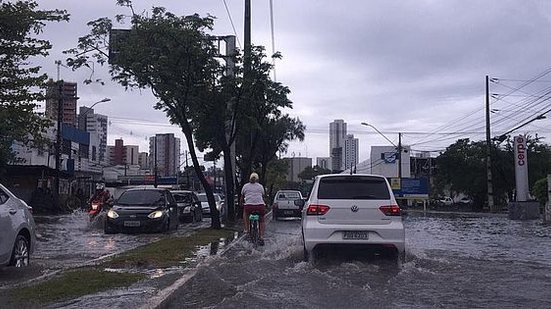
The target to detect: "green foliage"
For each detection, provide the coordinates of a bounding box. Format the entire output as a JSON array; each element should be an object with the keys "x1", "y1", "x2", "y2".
[
  {"x1": 0, "y1": 1, "x2": 68, "y2": 176},
  {"x1": 264, "y1": 158, "x2": 289, "y2": 203},
  {"x1": 435, "y1": 136, "x2": 551, "y2": 210},
  {"x1": 65, "y1": 1, "x2": 227, "y2": 227},
  {"x1": 298, "y1": 165, "x2": 332, "y2": 181},
  {"x1": 533, "y1": 178, "x2": 548, "y2": 206}
]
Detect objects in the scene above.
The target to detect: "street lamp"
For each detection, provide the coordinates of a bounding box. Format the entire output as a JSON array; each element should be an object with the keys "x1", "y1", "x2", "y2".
[
  {"x1": 493, "y1": 111, "x2": 549, "y2": 144},
  {"x1": 78, "y1": 98, "x2": 111, "y2": 130},
  {"x1": 361, "y1": 121, "x2": 403, "y2": 182}
]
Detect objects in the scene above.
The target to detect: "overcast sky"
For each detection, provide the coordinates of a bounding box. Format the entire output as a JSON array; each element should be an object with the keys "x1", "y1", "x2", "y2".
[{"x1": 35, "y1": 0, "x2": 551, "y2": 164}]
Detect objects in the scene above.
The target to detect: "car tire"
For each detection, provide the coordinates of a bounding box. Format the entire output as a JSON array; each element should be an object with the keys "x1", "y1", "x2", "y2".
[
  {"x1": 198, "y1": 211, "x2": 203, "y2": 222},
  {"x1": 273, "y1": 211, "x2": 278, "y2": 221},
  {"x1": 9, "y1": 234, "x2": 30, "y2": 267}
]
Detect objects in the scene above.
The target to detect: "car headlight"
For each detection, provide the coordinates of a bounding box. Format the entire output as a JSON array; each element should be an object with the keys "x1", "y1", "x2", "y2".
[
  {"x1": 183, "y1": 206, "x2": 191, "y2": 213},
  {"x1": 107, "y1": 209, "x2": 119, "y2": 219},
  {"x1": 148, "y1": 210, "x2": 164, "y2": 219}
]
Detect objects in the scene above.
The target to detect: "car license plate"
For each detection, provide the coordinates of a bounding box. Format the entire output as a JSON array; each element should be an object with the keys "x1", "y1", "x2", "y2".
[
  {"x1": 343, "y1": 231, "x2": 369, "y2": 240},
  {"x1": 124, "y1": 221, "x2": 141, "y2": 227},
  {"x1": 283, "y1": 210, "x2": 294, "y2": 215}
]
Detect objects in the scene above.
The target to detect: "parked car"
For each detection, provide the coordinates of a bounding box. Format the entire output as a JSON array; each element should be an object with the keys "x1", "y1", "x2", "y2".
[
  {"x1": 438, "y1": 197, "x2": 453, "y2": 206},
  {"x1": 104, "y1": 188, "x2": 179, "y2": 234},
  {"x1": 197, "y1": 193, "x2": 225, "y2": 218},
  {"x1": 0, "y1": 183, "x2": 36, "y2": 267},
  {"x1": 171, "y1": 190, "x2": 203, "y2": 223},
  {"x1": 272, "y1": 190, "x2": 304, "y2": 220},
  {"x1": 301, "y1": 174, "x2": 405, "y2": 262},
  {"x1": 458, "y1": 197, "x2": 473, "y2": 205}
]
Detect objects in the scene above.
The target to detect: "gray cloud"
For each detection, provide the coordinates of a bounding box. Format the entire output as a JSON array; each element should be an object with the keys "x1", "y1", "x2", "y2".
[{"x1": 33, "y1": 0, "x2": 551, "y2": 162}]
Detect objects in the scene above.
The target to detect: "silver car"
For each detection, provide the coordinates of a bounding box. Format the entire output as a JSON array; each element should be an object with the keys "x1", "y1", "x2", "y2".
[
  {"x1": 198, "y1": 193, "x2": 225, "y2": 218},
  {"x1": 301, "y1": 174, "x2": 405, "y2": 262},
  {"x1": 0, "y1": 183, "x2": 36, "y2": 267}
]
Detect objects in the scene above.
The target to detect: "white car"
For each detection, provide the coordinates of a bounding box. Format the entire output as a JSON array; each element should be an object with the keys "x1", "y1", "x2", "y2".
[
  {"x1": 301, "y1": 174, "x2": 405, "y2": 262},
  {"x1": 0, "y1": 184, "x2": 36, "y2": 267},
  {"x1": 197, "y1": 193, "x2": 225, "y2": 218},
  {"x1": 272, "y1": 190, "x2": 304, "y2": 220}
]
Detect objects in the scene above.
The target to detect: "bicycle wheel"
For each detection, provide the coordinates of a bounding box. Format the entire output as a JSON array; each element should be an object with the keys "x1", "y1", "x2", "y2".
[{"x1": 250, "y1": 220, "x2": 259, "y2": 245}]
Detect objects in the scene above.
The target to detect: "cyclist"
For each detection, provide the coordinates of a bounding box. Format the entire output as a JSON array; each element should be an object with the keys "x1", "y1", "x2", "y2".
[{"x1": 241, "y1": 172, "x2": 266, "y2": 246}]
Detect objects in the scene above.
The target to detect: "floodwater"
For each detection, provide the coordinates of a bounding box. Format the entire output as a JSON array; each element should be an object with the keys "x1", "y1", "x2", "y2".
[
  {"x1": 33, "y1": 210, "x2": 207, "y2": 270},
  {"x1": 167, "y1": 213, "x2": 551, "y2": 309}
]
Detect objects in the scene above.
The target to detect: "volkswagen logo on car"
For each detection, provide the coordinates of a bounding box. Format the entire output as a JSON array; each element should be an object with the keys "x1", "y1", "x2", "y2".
[{"x1": 351, "y1": 205, "x2": 359, "y2": 212}]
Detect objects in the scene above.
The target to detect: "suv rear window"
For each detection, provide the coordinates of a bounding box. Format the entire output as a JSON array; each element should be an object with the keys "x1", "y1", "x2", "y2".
[
  {"x1": 277, "y1": 192, "x2": 301, "y2": 200},
  {"x1": 317, "y1": 176, "x2": 391, "y2": 200}
]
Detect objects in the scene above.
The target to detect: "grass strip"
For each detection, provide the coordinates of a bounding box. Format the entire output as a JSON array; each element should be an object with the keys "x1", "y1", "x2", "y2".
[
  {"x1": 104, "y1": 228, "x2": 235, "y2": 269},
  {"x1": 11, "y1": 268, "x2": 145, "y2": 306}
]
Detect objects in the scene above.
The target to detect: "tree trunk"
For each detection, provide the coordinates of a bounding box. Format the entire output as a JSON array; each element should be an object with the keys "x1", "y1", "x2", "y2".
[
  {"x1": 222, "y1": 145, "x2": 235, "y2": 223},
  {"x1": 181, "y1": 122, "x2": 221, "y2": 229}
]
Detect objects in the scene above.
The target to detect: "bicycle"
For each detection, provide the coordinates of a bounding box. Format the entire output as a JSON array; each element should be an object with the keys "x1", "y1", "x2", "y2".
[{"x1": 248, "y1": 211, "x2": 261, "y2": 247}]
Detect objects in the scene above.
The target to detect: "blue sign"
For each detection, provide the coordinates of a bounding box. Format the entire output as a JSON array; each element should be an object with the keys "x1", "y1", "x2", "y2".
[
  {"x1": 392, "y1": 177, "x2": 429, "y2": 197},
  {"x1": 381, "y1": 152, "x2": 397, "y2": 163}
]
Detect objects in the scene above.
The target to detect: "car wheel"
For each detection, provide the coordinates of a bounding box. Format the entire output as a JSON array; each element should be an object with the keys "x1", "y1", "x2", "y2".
[
  {"x1": 9, "y1": 234, "x2": 30, "y2": 267},
  {"x1": 197, "y1": 210, "x2": 203, "y2": 222}
]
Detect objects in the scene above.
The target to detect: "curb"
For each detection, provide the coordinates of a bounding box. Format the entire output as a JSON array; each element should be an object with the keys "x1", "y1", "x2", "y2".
[{"x1": 144, "y1": 210, "x2": 273, "y2": 309}]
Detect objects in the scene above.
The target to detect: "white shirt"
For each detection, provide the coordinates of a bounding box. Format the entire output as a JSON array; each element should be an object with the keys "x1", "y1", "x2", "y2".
[{"x1": 241, "y1": 182, "x2": 265, "y2": 205}]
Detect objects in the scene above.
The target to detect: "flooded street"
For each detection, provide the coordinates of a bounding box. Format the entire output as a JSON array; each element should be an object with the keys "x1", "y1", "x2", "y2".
[
  {"x1": 167, "y1": 213, "x2": 551, "y2": 309},
  {"x1": 0, "y1": 210, "x2": 208, "y2": 289},
  {"x1": 33, "y1": 210, "x2": 207, "y2": 270}
]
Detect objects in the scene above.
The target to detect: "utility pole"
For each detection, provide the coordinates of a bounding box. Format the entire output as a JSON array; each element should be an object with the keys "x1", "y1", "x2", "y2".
[
  {"x1": 244, "y1": 0, "x2": 251, "y2": 73},
  {"x1": 185, "y1": 150, "x2": 190, "y2": 189},
  {"x1": 397, "y1": 132, "x2": 402, "y2": 180},
  {"x1": 397, "y1": 132, "x2": 403, "y2": 205},
  {"x1": 486, "y1": 75, "x2": 495, "y2": 212},
  {"x1": 154, "y1": 135, "x2": 158, "y2": 188},
  {"x1": 54, "y1": 81, "x2": 64, "y2": 207}
]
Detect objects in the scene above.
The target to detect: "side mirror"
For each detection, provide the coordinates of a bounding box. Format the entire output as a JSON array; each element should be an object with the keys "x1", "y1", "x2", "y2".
[{"x1": 294, "y1": 199, "x2": 305, "y2": 207}]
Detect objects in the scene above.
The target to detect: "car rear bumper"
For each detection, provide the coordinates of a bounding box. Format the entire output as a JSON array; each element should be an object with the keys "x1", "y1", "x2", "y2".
[
  {"x1": 273, "y1": 208, "x2": 302, "y2": 218},
  {"x1": 303, "y1": 220, "x2": 405, "y2": 253}
]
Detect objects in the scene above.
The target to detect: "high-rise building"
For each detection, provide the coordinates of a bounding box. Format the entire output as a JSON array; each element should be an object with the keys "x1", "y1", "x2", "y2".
[
  {"x1": 45, "y1": 81, "x2": 79, "y2": 127},
  {"x1": 316, "y1": 157, "x2": 332, "y2": 170},
  {"x1": 107, "y1": 138, "x2": 139, "y2": 166},
  {"x1": 78, "y1": 106, "x2": 108, "y2": 164},
  {"x1": 138, "y1": 152, "x2": 149, "y2": 169},
  {"x1": 329, "y1": 119, "x2": 347, "y2": 171},
  {"x1": 284, "y1": 157, "x2": 312, "y2": 182},
  {"x1": 149, "y1": 133, "x2": 181, "y2": 177},
  {"x1": 344, "y1": 134, "x2": 359, "y2": 170}
]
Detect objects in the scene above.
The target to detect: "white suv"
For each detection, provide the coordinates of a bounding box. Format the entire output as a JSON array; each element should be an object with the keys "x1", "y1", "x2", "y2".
[{"x1": 301, "y1": 174, "x2": 405, "y2": 261}]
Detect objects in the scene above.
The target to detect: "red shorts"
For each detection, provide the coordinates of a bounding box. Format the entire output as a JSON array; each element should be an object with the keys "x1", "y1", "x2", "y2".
[{"x1": 244, "y1": 204, "x2": 266, "y2": 221}]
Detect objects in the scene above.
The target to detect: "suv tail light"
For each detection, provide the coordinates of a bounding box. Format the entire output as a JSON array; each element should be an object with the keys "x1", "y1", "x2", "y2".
[
  {"x1": 379, "y1": 205, "x2": 401, "y2": 216},
  {"x1": 306, "y1": 204, "x2": 330, "y2": 215}
]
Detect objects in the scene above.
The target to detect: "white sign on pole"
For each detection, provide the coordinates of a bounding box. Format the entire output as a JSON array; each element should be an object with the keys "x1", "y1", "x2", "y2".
[{"x1": 513, "y1": 135, "x2": 529, "y2": 201}]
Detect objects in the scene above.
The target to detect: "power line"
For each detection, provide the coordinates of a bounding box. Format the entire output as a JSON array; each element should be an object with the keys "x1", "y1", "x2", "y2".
[{"x1": 221, "y1": 0, "x2": 242, "y2": 49}]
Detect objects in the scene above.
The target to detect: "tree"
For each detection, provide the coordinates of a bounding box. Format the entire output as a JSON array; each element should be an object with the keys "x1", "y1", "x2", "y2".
[
  {"x1": 434, "y1": 138, "x2": 513, "y2": 210},
  {"x1": 533, "y1": 177, "x2": 547, "y2": 207},
  {"x1": 66, "y1": 3, "x2": 225, "y2": 228},
  {"x1": 0, "y1": 1, "x2": 69, "y2": 177},
  {"x1": 435, "y1": 136, "x2": 551, "y2": 211},
  {"x1": 232, "y1": 47, "x2": 305, "y2": 189},
  {"x1": 298, "y1": 165, "x2": 332, "y2": 182}
]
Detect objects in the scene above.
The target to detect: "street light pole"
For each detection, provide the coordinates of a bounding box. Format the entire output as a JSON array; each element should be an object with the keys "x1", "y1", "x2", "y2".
[{"x1": 78, "y1": 98, "x2": 111, "y2": 130}]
